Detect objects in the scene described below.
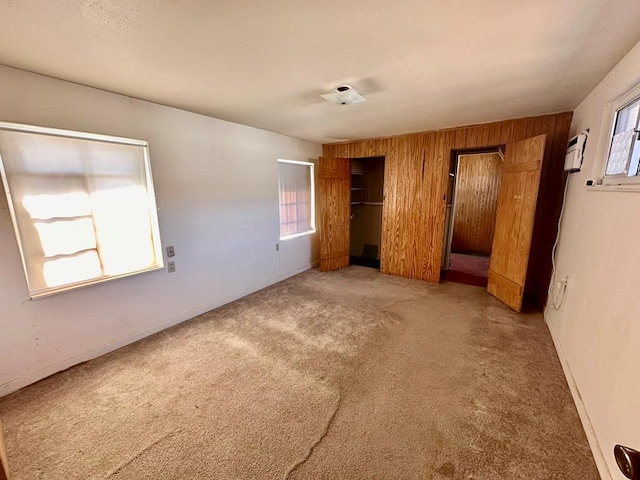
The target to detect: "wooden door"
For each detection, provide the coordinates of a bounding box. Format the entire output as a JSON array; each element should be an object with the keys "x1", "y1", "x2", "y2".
[
  {"x1": 0, "y1": 417, "x2": 9, "y2": 480},
  {"x1": 488, "y1": 134, "x2": 546, "y2": 311},
  {"x1": 318, "y1": 157, "x2": 351, "y2": 271}
]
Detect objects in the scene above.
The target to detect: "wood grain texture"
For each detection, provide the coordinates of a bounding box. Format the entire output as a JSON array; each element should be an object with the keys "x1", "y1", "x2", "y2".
[
  {"x1": 322, "y1": 112, "x2": 573, "y2": 307},
  {"x1": 488, "y1": 134, "x2": 546, "y2": 311},
  {"x1": 487, "y1": 271, "x2": 523, "y2": 312},
  {"x1": 0, "y1": 417, "x2": 9, "y2": 480},
  {"x1": 452, "y1": 153, "x2": 501, "y2": 255},
  {"x1": 318, "y1": 157, "x2": 350, "y2": 271}
]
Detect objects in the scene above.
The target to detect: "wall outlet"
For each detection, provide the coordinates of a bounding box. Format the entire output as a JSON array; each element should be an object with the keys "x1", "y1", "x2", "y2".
[
  {"x1": 554, "y1": 276, "x2": 568, "y2": 292},
  {"x1": 275, "y1": 243, "x2": 279, "y2": 252},
  {"x1": 166, "y1": 245, "x2": 175, "y2": 257},
  {"x1": 167, "y1": 261, "x2": 176, "y2": 273}
]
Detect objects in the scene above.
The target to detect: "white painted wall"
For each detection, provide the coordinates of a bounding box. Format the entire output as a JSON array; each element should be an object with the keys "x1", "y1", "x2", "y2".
[
  {"x1": 545, "y1": 39, "x2": 640, "y2": 479},
  {"x1": 0, "y1": 66, "x2": 321, "y2": 396}
]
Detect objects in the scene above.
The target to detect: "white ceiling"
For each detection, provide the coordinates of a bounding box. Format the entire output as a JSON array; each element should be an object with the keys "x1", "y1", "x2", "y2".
[{"x1": 1, "y1": 0, "x2": 640, "y2": 144}]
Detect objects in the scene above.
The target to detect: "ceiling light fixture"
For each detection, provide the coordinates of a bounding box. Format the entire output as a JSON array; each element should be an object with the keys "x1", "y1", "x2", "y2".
[{"x1": 321, "y1": 85, "x2": 366, "y2": 106}]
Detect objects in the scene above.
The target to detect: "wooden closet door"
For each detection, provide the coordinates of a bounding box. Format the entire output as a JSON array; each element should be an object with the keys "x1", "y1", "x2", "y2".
[
  {"x1": 318, "y1": 157, "x2": 351, "y2": 271},
  {"x1": 0, "y1": 417, "x2": 9, "y2": 480},
  {"x1": 488, "y1": 134, "x2": 546, "y2": 312}
]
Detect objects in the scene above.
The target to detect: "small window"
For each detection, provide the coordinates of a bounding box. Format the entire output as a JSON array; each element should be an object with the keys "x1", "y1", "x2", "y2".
[
  {"x1": 0, "y1": 122, "x2": 163, "y2": 298},
  {"x1": 604, "y1": 95, "x2": 640, "y2": 181},
  {"x1": 277, "y1": 159, "x2": 315, "y2": 239}
]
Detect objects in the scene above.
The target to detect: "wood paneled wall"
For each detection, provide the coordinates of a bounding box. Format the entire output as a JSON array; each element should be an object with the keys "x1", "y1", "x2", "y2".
[
  {"x1": 323, "y1": 112, "x2": 573, "y2": 308},
  {"x1": 452, "y1": 153, "x2": 501, "y2": 255}
]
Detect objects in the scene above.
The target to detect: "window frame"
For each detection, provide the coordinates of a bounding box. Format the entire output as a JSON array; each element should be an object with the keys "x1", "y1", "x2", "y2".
[
  {"x1": 277, "y1": 159, "x2": 316, "y2": 241},
  {"x1": 0, "y1": 121, "x2": 164, "y2": 299},
  {"x1": 601, "y1": 83, "x2": 640, "y2": 186}
]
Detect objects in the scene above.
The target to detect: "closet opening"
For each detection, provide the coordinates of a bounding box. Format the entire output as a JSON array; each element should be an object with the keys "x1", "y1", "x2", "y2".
[
  {"x1": 442, "y1": 148, "x2": 503, "y2": 287},
  {"x1": 350, "y1": 156, "x2": 385, "y2": 269}
]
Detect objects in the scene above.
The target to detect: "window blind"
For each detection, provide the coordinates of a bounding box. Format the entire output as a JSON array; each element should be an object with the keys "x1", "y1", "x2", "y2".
[
  {"x1": 0, "y1": 123, "x2": 163, "y2": 297},
  {"x1": 277, "y1": 160, "x2": 314, "y2": 239}
]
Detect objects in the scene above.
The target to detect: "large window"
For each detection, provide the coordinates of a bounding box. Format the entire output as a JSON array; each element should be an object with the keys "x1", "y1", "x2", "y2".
[
  {"x1": 604, "y1": 90, "x2": 640, "y2": 182},
  {"x1": 0, "y1": 122, "x2": 163, "y2": 298},
  {"x1": 277, "y1": 159, "x2": 315, "y2": 239}
]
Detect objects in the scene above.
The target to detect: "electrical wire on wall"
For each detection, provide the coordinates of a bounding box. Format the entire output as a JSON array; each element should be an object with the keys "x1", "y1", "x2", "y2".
[
  {"x1": 546, "y1": 177, "x2": 570, "y2": 312},
  {"x1": 545, "y1": 129, "x2": 589, "y2": 314}
]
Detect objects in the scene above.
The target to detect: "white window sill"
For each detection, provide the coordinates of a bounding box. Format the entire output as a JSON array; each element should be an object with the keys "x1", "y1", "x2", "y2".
[
  {"x1": 586, "y1": 184, "x2": 640, "y2": 193},
  {"x1": 279, "y1": 229, "x2": 316, "y2": 241},
  {"x1": 30, "y1": 264, "x2": 164, "y2": 299}
]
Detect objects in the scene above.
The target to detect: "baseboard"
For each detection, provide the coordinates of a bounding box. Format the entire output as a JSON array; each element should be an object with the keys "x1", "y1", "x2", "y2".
[
  {"x1": 0, "y1": 260, "x2": 320, "y2": 398},
  {"x1": 546, "y1": 321, "x2": 612, "y2": 480}
]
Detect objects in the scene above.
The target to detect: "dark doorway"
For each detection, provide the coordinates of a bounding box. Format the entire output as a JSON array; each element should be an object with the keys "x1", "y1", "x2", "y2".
[
  {"x1": 350, "y1": 156, "x2": 384, "y2": 269},
  {"x1": 443, "y1": 150, "x2": 502, "y2": 286}
]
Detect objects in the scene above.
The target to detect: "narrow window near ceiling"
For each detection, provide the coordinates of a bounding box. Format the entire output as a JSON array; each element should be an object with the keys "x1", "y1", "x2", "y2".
[
  {"x1": 277, "y1": 159, "x2": 315, "y2": 239},
  {"x1": 0, "y1": 122, "x2": 163, "y2": 298}
]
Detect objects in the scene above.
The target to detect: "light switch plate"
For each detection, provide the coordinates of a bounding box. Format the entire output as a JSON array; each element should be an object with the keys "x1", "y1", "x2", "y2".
[{"x1": 167, "y1": 261, "x2": 176, "y2": 273}]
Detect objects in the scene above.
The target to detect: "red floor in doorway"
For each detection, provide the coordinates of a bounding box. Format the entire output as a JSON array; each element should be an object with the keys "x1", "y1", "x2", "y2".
[{"x1": 443, "y1": 253, "x2": 490, "y2": 287}]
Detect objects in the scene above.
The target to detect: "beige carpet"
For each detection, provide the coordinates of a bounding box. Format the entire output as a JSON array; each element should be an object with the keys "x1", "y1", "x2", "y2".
[{"x1": 0, "y1": 266, "x2": 598, "y2": 479}]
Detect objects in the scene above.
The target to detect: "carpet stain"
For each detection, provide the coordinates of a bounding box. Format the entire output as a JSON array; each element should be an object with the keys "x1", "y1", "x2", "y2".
[{"x1": 436, "y1": 461, "x2": 456, "y2": 477}]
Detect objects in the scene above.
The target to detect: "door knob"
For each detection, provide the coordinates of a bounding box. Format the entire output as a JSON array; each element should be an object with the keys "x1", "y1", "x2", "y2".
[{"x1": 615, "y1": 445, "x2": 640, "y2": 479}]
